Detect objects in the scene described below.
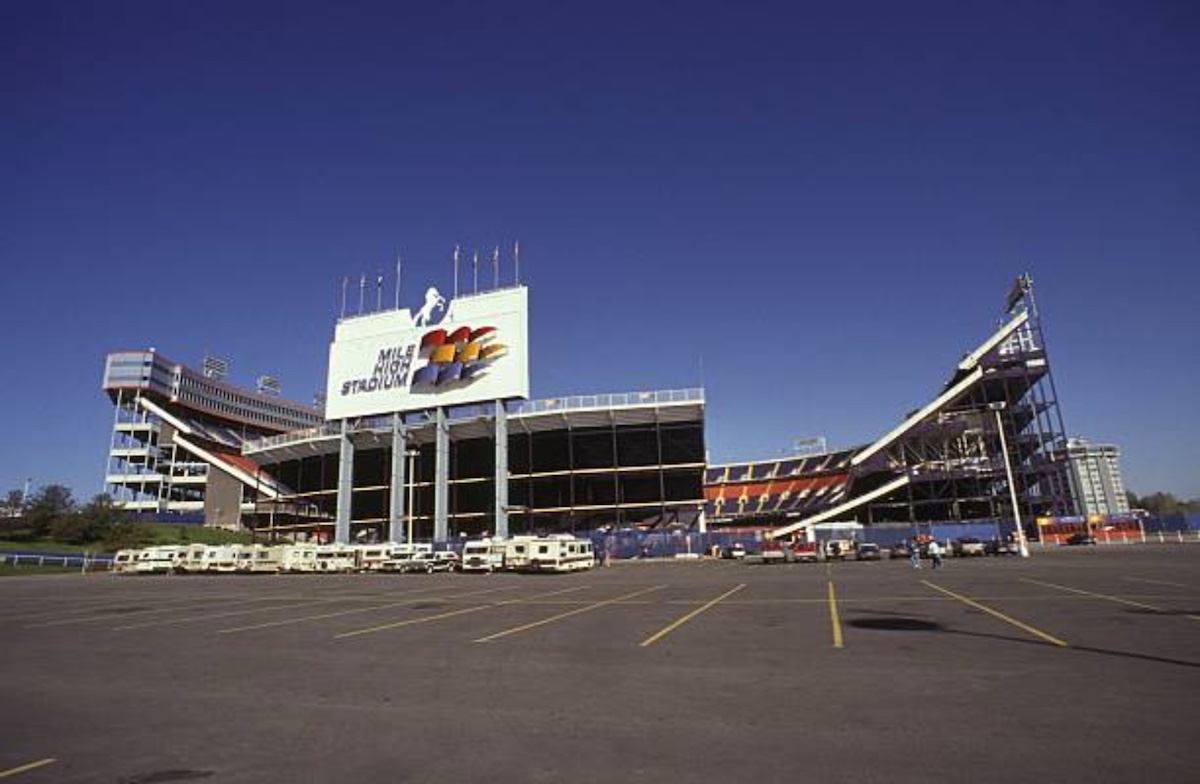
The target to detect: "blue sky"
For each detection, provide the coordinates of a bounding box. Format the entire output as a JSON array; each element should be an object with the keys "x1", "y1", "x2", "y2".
[{"x1": 2, "y1": 0, "x2": 1197, "y2": 501}]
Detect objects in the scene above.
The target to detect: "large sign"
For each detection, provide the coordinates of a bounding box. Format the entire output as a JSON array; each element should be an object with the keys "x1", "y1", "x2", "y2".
[{"x1": 325, "y1": 286, "x2": 529, "y2": 420}]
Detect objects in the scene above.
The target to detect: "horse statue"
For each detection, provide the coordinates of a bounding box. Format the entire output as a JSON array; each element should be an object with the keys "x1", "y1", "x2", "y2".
[{"x1": 414, "y1": 286, "x2": 446, "y2": 326}]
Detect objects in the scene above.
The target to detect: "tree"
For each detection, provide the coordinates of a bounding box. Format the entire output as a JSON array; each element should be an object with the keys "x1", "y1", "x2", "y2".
[
  {"x1": 102, "y1": 521, "x2": 154, "y2": 551},
  {"x1": 48, "y1": 494, "x2": 125, "y2": 545},
  {"x1": 4, "y1": 489, "x2": 24, "y2": 513},
  {"x1": 23, "y1": 484, "x2": 75, "y2": 539}
]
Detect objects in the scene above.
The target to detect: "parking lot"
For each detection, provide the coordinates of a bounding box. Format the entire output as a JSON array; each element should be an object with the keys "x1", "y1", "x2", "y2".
[{"x1": 1, "y1": 545, "x2": 1197, "y2": 783}]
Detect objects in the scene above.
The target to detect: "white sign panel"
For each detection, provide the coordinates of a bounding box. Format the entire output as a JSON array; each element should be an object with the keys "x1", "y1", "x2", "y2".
[{"x1": 325, "y1": 286, "x2": 529, "y2": 420}]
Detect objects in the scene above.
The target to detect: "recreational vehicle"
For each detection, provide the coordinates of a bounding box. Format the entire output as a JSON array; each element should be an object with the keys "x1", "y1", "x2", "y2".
[
  {"x1": 112, "y1": 549, "x2": 139, "y2": 574},
  {"x1": 378, "y1": 543, "x2": 433, "y2": 573},
  {"x1": 175, "y1": 544, "x2": 211, "y2": 574},
  {"x1": 238, "y1": 544, "x2": 283, "y2": 574},
  {"x1": 279, "y1": 543, "x2": 319, "y2": 573},
  {"x1": 461, "y1": 538, "x2": 507, "y2": 573},
  {"x1": 133, "y1": 546, "x2": 187, "y2": 575},
  {"x1": 509, "y1": 535, "x2": 595, "y2": 573},
  {"x1": 205, "y1": 544, "x2": 243, "y2": 573},
  {"x1": 315, "y1": 544, "x2": 358, "y2": 573},
  {"x1": 355, "y1": 543, "x2": 402, "y2": 572}
]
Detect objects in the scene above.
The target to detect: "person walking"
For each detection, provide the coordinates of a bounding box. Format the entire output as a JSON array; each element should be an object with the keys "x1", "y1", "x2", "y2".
[
  {"x1": 928, "y1": 539, "x2": 944, "y2": 569},
  {"x1": 909, "y1": 537, "x2": 921, "y2": 569}
]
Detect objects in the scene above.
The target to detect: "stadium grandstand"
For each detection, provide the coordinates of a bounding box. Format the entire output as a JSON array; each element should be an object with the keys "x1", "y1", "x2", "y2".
[
  {"x1": 704, "y1": 274, "x2": 1076, "y2": 538},
  {"x1": 102, "y1": 350, "x2": 323, "y2": 528},
  {"x1": 241, "y1": 390, "x2": 706, "y2": 542},
  {"x1": 101, "y1": 273, "x2": 1078, "y2": 542}
]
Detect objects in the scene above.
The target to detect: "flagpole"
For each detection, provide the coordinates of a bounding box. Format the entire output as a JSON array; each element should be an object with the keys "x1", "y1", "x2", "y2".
[
  {"x1": 376, "y1": 270, "x2": 383, "y2": 312},
  {"x1": 358, "y1": 274, "x2": 366, "y2": 314},
  {"x1": 492, "y1": 246, "x2": 499, "y2": 289},
  {"x1": 472, "y1": 250, "x2": 479, "y2": 294},
  {"x1": 453, "y1": 245, "x2": 460, "y2": 299},
  {"x1": 514, "y1": 240, "x2": 521, "y2": 285},
  {"x1": 395, "y1": 254, "x2": 401, "y2": 310},
  {"x1": 340, "y1": 276, "x2": 348, "y2": 319}
]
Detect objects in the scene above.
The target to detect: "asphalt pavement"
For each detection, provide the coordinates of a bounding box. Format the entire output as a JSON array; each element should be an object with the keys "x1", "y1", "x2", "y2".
[{"x1": 1, "y1": 545, "x2": 1197, "y2": 783}]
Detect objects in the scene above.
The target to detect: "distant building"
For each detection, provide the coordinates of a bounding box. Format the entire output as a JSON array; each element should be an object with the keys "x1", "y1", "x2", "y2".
[{"x1": 1055, "y1": 438, "x2": 1130, "y2": 517}]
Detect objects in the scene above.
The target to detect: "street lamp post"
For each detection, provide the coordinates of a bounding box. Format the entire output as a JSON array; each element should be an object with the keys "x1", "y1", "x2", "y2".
[
  {"x1": 990, "y1": 403, "x2": 1030, "y2": 558},
  {"x1": 406, "y1": 449, "x2": 418, "y2": 545}
]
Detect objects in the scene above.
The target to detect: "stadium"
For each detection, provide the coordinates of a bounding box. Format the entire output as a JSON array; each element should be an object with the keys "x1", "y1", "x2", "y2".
[{"x1": 102, "y1": 272, "x2": 1077, "y2": 545}]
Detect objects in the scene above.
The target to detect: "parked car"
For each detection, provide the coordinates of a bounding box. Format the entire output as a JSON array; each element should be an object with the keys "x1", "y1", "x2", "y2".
[
  {"x1": 888, "y1": 542, "x2": 913, "y2": 560},
  {"x1": 385, "y1": 551, "x2": 459, "y2": 573},
  {"x1": 1065, "y1": 533, "x2": 1097, "y2": 546},
  {"x1": 722, "y1": 543, "x2": 747, "y2": 559},
  {"x1": 952, "y1": 537, "x2": 986, "y2": 557},
  {"x1": 984, "y1": 538, "x2": 1019, "y2": 556},
  {"x1": 855, "y1": 543, "x2": 882, "y2": 561}
]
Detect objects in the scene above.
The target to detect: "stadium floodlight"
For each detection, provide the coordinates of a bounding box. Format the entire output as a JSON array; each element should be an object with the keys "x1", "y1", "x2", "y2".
[{"x1": 989, "y1": 402, "x2": 1030, "y2": 557}]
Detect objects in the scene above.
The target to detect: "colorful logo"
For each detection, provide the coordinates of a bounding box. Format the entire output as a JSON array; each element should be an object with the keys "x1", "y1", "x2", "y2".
[{"x1": 411, "y1": 325, "x2": 506, "y2": 389}]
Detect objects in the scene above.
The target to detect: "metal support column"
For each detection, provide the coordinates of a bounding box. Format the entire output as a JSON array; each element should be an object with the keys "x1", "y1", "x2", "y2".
[
  {"x1": 388, "y1": 413, "x2": 407, "y2": 543},
  {"x1": 335, "y1": 420, "x2": 355, "y2": 544},
  {"x1": 494, "y1": 400, "x2": 509, "y2": 538},
  {"x1": 434, "y1": 407, "x2": 449, "y2": 543}
]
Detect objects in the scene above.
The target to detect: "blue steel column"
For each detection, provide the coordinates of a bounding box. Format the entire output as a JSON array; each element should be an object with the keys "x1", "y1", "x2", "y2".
[
  {"x1": 335, "y1": 419, "x2": 354, "y2": 544},
  {"x1": 434, "y1": 407, "x2": 449, "y2": 542},
  {"x1": 494, "y1": 400, "x2": 509, "y2": 538},
  {"x1": 388, "y1": 413, "x2": 407, "y2": 543}
]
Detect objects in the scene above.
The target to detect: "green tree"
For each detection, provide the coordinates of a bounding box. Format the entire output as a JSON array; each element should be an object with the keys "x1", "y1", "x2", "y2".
[
  {"x1": 4, "y1": 489, "x2": 24, "y2": 513},
  {"x1": 102, "y1": 521, "x2": 154, "y2": 552},
  {"x1": 24, "y1": 484, "x2": 74, "y2": 539}
]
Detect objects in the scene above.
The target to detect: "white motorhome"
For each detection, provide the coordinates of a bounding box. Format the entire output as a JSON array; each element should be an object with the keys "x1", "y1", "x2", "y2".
[
  {"x1": 279, "y1": 543, "x2": 319, "y2": 573},
  {"x1": 355, "y1": 543, "x2": 403, "y2": 572},
  {"x1": 379, "y1": 543, "x2": 433, "y2": 573},
  {"x1": 205, "y1": 544, "x2": 243, "y2": 573},
  {"x1": 112, "y1": 549, "x2": 139, "y2": 574},
  {"x1": 507, "y1": 535, "x2": 595, "y2": 573},
  {"x1": 461, "y1": 538, "x2": 507, "y2": 573},
  {"x1": 175, "y1": 544, "x2": 211, "y2": 574},
  {"x1": 315, "y1": 544, "x2": 358, "y2": 573},
  {"x1": 133, "y1": 545, "x2": 187, "y2": 575},
  {"x1": 237, "y1": 544, "x2": 283, "y2": 574}
]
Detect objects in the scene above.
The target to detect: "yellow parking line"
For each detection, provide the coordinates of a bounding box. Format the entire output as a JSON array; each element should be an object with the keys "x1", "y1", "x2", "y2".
[
  {"x1": 475, "y1": 585, "x2": 665, "y2": 643},
  {"x1": 335, "y1": 604, "x2": 496, "y2": 638},
  {"x1": 828, "y1": 581, "x2": 844, "y2": 649},
  {"x1": 217, "y1": 585, "x2": 516, "y2": 634},
  {"x1": 0, "y1": 758, "x2": 56, "y2": 778},
  {"x1": 1024, "y1": 579, "x2": 1200, "y2": 621},
  {"x1": 923, "y1": 581, "x2": 1068, "y2": 647},
  {"x1": 640, "y1": 584, "x2": 744, "y2": 647},
  {"x1": 335, "y1": 585, "x2": 589, "y2": 639}
]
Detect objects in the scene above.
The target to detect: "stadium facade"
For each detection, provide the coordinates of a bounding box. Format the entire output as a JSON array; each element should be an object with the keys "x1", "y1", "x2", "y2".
[{"x1": 101, "y1": 272, "x2": 1083, "y2": 542}]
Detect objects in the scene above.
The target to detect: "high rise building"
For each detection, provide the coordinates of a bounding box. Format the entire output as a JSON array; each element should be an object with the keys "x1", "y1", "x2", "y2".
[{"x1": 1056, "y1": 438, "x2": 1130, "y2": 517}]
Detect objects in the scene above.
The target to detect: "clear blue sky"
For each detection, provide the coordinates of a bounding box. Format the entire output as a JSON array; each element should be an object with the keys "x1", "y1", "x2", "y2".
[{"x1": 2, "y1": 0, "x2": 1197, "y2": 501}]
